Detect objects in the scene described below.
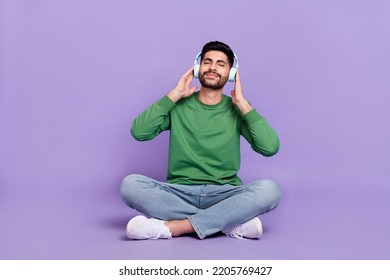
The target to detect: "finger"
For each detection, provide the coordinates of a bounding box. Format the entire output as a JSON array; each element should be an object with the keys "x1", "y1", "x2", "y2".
[
  {"x1": 184, "y1": 66, "x2": 195, "y2": 77},
  {"x1": 190, "y1": 85, "x2": 198, "y2": 94},
  {"x1": 185, "y1": 72, "x2": 194, "y2": 86},
  {"x1": 179, "y1": 67, "x2": 194, "y2": 85},
  {"x1": 235, "y1": 69, "x2": 241, "y2": 84}
]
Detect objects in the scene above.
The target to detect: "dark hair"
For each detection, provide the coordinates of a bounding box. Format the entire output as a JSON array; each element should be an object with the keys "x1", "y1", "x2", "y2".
[{"x1": 200, "y1": 41, "x2": 235, "y2": 68}]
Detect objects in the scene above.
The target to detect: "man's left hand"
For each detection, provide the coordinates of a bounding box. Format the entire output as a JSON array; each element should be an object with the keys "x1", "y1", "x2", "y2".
[{"x1": 230, "y1": 69, "x2": 253, "y2": 115}]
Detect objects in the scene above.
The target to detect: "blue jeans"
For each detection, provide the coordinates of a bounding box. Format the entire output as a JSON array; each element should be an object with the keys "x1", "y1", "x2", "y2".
[{"x1": 120, "y1": 174, "x2": 281, "y2": 239}]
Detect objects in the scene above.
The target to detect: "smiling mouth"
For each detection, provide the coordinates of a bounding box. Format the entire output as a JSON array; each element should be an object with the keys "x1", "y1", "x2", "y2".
[{"x1": 204, "y1": 72, "x2": 220, "y2": 78}]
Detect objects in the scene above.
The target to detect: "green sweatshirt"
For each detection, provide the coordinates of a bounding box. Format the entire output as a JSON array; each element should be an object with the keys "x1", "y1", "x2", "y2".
[{"x1": 131, "y1": 92, "x2": 279, "y2": 186}]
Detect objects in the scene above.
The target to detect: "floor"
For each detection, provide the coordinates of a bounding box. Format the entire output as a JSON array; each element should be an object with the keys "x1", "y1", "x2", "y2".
[{"x1": 1, "y1": 182, "x2": 389, "y2": 260}]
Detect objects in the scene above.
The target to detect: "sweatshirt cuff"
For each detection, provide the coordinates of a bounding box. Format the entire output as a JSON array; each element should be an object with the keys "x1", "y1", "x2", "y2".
[
  {"x1": 243, "y1": 109, "x2": 263, "y2": 125},
  {"x1": 157, "y1": 96, "x2": 176, "y2": 113}
]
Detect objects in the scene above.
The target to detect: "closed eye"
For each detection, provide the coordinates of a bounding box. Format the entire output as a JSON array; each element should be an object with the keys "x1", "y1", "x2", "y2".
[{"x1": 202, "y1": 58, "x2": 228, "y2": 67}]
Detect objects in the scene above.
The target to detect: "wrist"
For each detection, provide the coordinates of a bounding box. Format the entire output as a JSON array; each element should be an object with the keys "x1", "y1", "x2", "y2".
[
  {"x1": 236, "y1": 99, "x2": 253, "y2": 115},
  {"x1": 167, "y1": 90, "x2": 182, "y2": 103}
]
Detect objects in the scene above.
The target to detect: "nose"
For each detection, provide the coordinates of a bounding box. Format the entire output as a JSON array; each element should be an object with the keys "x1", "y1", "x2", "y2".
[{"x1": 207, "y1": 62, "x2": 217, "y2": 71}]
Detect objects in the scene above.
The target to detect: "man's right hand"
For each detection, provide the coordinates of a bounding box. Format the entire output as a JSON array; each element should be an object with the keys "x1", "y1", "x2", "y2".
[{"x1": 167, "y1": 66, "x2": 198, "y2": 103}]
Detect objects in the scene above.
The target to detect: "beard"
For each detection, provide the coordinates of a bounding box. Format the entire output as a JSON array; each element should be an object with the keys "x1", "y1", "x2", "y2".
[{"x1": 199, "y1": 71, "x2": 228, "y2": 90}]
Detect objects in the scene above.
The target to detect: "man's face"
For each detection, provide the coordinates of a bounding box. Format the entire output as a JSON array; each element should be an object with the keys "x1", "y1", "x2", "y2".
[{"x1": 199, "y1": 50, "x2": 230, "y2": 90}]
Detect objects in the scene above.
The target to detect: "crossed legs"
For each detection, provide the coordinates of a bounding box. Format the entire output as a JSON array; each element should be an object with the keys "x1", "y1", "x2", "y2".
[{"x1": 120, "y1": 174, "x2": 281, "y2": 239}]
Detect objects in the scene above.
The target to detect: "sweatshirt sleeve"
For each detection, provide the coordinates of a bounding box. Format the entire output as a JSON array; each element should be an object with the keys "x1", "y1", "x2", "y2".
[
  {"x1": 240, "y1": 109, "x2": 280, "y2": 156},
  {"x1": 131, "y1": 96, "x2": 175, "y2": 141}
]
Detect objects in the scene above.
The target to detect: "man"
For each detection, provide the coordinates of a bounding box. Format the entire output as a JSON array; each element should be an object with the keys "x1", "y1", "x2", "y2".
[{"x1": 120, "y1": 41, "x2": 281, "y2": 240}]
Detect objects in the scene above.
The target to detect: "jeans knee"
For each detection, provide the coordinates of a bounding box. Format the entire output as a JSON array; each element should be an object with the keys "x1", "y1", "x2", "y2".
[
  {"x1": 252, "y1": 179, "x2": 281, "y2": 209},
  {"x1": 120, "y1": 174, "x2": 144, "y2": 205},
  {"x1": 263, "y1": 179, "x2": 281, "y2": 200}
]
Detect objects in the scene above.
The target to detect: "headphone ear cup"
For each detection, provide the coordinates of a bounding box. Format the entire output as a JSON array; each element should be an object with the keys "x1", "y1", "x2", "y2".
[
  {"x1": 193, "y1": 64, "x2": 200, "y2": 79},
  {"x1": 229, "y1": 67, "x2": 237, "y2": 82}
]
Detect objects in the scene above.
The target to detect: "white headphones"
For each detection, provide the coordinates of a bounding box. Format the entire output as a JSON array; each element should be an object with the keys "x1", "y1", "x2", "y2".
[{"x1": 193, "y1": 52, "x2": 239, "y2": 82}]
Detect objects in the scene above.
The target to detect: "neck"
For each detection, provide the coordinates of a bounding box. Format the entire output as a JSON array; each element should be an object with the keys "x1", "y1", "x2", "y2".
[{"x1": 198, "y1": 87, "x2": 223, "y2": 105}]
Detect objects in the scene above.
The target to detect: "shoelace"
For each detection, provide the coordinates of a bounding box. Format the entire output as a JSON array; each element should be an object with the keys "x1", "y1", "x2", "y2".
[
  {"x1": 148, "y1": 228, "x2": 172, "y2": 240},
  {"x1": 224, "y1": 226, "x2": 244, "y2": 240}
]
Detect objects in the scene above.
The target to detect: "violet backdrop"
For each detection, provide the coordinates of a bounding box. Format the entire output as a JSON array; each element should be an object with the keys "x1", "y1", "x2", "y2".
[{"x1": 0, "y1": 0, "x2": 389, "y2": 259}]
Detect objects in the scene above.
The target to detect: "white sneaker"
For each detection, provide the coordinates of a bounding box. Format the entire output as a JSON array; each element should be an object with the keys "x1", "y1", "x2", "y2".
[
  {"x1": 222, "y1": 217, "x2": 263, "y2": 239},
  {"x1": 126, "y1": 215, "x2": 172, "y2": 240}
]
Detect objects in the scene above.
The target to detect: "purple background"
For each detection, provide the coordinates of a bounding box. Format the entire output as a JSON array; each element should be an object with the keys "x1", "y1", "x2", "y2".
[{"x1": 1, "y1": 0, "x2": 389, "y2": 259}]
